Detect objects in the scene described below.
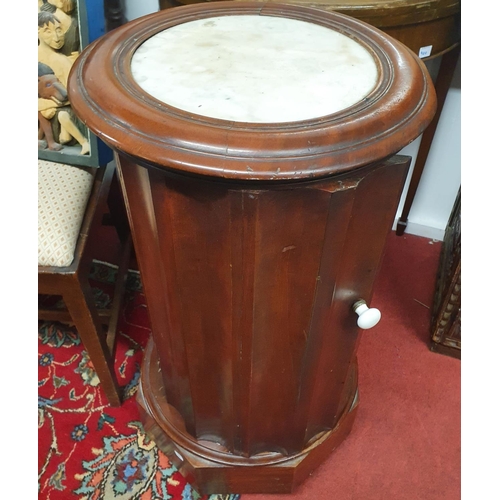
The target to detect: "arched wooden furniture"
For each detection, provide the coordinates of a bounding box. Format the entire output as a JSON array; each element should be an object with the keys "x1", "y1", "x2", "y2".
[
  {"x1": 38, "y1": 160, "x2": 132, "y2": 407},
  {"x1": 68, "y1": 2, "x2": 436, "y2": 493}
]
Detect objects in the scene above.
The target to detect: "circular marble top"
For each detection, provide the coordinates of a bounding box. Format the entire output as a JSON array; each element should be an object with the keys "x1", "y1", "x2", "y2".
[
  {"x1": 130, "y1": 15, "x2": 379, "y2": 123},
  {"x1": 68, "y1": 2, "x2": 436, "y2": 180}
]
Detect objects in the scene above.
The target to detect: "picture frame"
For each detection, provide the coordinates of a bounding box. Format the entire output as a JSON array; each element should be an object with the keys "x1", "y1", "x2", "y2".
[{"x1": 38, "y1": 0, "x2": 112, "y2": 167}]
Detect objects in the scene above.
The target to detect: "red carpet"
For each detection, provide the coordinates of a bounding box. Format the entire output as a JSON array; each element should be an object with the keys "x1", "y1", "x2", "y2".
[
  {"x1": 38, "y1": 266, "x2": 240, "y2": 500},
  {"x1": 38, "y1": 230, "x2": 460, "y2": 499},
  {"x1": 244, "y1": 233, "x2": 461, "y2": 500}
]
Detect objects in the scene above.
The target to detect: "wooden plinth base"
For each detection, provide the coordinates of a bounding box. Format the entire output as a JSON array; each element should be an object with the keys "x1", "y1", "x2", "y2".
[{"x1": 137, "y1": 340, "x2": 359, "y2": 494}]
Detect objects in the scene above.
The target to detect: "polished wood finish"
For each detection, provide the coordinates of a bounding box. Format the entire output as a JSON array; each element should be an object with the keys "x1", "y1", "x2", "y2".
[
  {"x1": 38, "y1": 161, "x2": 132, "y2": 407},
  {"x1": 68, "y1": 2, "x2": 436, "y2": 492},
  {"x1": 117, "y1": 152, "x2": 410, "y2": 446},
  {"x1": 430, "y1": 188, "x2": 460, "y2": 359}
]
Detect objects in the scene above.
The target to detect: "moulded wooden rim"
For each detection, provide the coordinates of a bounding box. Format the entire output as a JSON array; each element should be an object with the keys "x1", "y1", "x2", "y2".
[{"x1": 68, "y1": 1, "x2": 436, "y2": 181}]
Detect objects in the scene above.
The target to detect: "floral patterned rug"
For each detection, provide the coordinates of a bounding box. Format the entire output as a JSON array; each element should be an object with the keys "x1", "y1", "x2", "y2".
[{"x1": 38, "y1": 262, "x2": 240, "y2": 500}]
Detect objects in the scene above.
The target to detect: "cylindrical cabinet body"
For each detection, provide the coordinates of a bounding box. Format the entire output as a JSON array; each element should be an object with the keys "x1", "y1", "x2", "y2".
[
  {"x1": 118, "y1": 154, "x2": 408, "y2": 452},
  {"x1": 68, "y1": 2, "x2": 436, "y2": 493}
]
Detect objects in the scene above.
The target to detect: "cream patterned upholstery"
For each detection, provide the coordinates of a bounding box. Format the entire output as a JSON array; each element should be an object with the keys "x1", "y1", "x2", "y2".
[{"x1": 38, "y1": 160, "x2": 94, "y2": 267}]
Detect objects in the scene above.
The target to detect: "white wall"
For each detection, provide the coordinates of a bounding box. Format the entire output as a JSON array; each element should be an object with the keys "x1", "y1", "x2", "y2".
[
  {"x1": 122, "y1": 1, "x2": 461, "y2": 241},
  {"x1": 123, "y1": 0, "x2": 159, "y2": 21},
  {"x1": 394, "y1": 55, "x2": 461, "y2": 240}
]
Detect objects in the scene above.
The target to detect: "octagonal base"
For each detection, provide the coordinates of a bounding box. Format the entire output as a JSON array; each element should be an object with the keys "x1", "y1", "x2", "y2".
[{"x1": 137, "y1": 340, "x2": 359, "y2": 495}]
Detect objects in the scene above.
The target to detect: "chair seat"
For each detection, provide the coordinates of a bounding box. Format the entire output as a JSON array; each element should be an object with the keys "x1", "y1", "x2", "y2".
[{"x1": 38, "y1": 160, "x2": 94, "y2": 267}]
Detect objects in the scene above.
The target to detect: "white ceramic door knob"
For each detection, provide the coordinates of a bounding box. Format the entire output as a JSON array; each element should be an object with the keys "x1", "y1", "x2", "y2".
[{"x1": 352, "y1": 300, "x2": 381, "y2": 329}]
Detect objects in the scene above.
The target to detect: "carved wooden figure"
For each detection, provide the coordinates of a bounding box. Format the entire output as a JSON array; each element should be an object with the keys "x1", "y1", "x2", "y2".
[
  {"x1": 68, "y1": 2, "x2": 436, "y2": 494},
  {"x1": 38, "y1": 1, "x2": 90, "y2": 156}
]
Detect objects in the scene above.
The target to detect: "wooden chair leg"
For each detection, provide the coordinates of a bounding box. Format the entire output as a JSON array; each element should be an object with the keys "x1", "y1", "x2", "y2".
[{"x1": 63, "y1": 279, "x2": 122, "y2": 407}]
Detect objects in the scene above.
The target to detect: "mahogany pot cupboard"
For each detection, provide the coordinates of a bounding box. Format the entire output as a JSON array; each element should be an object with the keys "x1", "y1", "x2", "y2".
[{"x1": 68, "y1": 2, "x2": 436, "y2": 493}]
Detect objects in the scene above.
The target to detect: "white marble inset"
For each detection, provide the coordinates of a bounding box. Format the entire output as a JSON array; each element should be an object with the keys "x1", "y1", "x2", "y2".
[{"x1": 131, "y1": 15, "x2": 379, "y2": 123}]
